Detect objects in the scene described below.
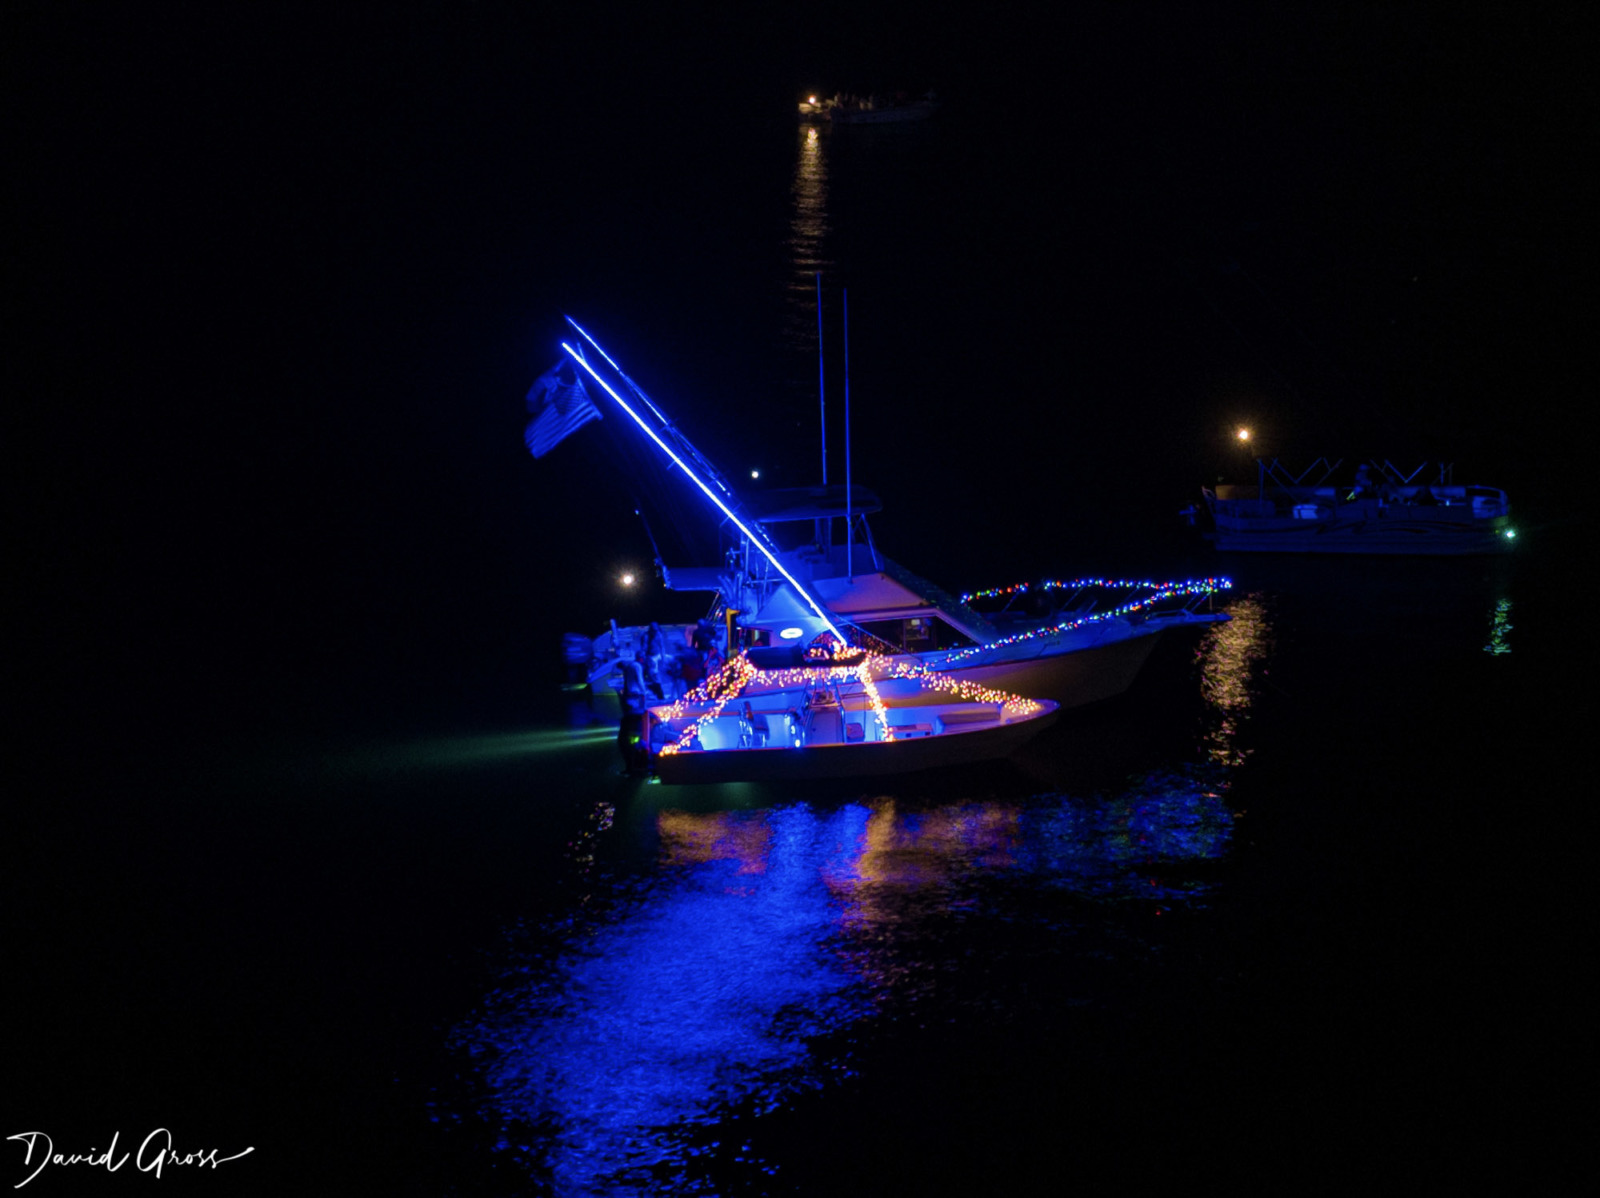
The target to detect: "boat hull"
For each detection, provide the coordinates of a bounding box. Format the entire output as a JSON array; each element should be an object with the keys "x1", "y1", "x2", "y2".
[
  {"x1": 1211, "y1": 517, "x2": 1512, "y2": 555},
  {"x1": 1203, "y1": 485, "x2": 1514, "y2": 556},
  {"x1": 937, "y1": 627, "x2": 1165, "y2": 709},
  {"x1": 651, "y1": 704, "x2": 1057, "y2": 784}
]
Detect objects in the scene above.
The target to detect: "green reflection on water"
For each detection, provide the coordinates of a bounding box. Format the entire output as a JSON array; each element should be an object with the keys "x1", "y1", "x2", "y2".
[
  {"x1": 332, "y1": 725, "x2": 618, "y2": 774},
  {"x1": 1484, "y1": 598, "x2": 1513, "y2": 656}
]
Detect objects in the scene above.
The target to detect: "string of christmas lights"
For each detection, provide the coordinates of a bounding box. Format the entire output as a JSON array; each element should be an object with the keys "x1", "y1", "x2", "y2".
[
  {"x1": 876, "y1": 657, "x2": 1045, "y2": 715},
  {"x1": 960, "y1": 576, "x2": 1234, "y2": 604},
  {"x1": 856, "y1": 669, "x2": 895, "y2": 743},
  {"x1": 653, "y1": 647, "x2": 1045, "y2": 756},
  {"x1": 650, "y1": 578, "x2": 1229, "y2": 757},
  {"x1": 938, "y1": 577, "x2": 1233, "y2": 669},
  {"x1": 655, "y1": 653, "x2": 760, "y2": 756}
]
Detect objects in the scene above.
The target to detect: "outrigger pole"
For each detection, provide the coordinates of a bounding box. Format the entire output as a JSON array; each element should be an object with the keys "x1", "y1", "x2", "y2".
[
  {"x1": 559, "y1": 318, "x2": 847, "y2": 644},
  {"x1": 566, "y1": 317, "x2": 734, "y2": 505}
]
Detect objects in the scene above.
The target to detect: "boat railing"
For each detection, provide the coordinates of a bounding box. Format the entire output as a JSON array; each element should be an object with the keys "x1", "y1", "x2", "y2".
[
  {"x1": 1261, "y1": 457, "x2": 1343, "y2": 489},
  {"x1": 1249, "y1": 459, "x2": 1463, "y2": 500},
  {"x1": 1379, "y1": 460, "x2": 1455, "y2": 486}
]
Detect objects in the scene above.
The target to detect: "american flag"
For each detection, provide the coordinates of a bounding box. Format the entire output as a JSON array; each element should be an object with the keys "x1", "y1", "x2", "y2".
[{"x1": 524, "y1": 359, "x2": 602, "y2": 458}]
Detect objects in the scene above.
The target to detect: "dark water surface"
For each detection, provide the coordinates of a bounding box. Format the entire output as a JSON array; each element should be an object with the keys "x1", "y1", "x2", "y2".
[
  {"x1": 11, "y1": 550, "x2": 1584, "y2": 1194},
  {"x1": 9, "y1": 6, "x2": 1586, "y2": 1194}
]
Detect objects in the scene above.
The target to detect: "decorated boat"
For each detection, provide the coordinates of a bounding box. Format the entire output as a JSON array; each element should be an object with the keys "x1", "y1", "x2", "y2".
[
  {"x1": 646, "y1": 645, "x2": 1058, "y2": 784},
  {"x1": 707, "y1": 518, "x2": 1230, "y2": 710},
  {"x1": 1198, "y1": 458, "x2": 1515, "y2": 555},
  {"x1": 528, "y1": 317, "x2": 1229, "y2": 723}
]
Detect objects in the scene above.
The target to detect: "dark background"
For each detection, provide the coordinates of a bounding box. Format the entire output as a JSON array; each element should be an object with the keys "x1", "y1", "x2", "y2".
[
  {"x1": 10, "y1": 3, "x2": 1587, "y2": 749},
  {"x1": 6, "y1": 2, "x2": 1590, "y2": 1193}
]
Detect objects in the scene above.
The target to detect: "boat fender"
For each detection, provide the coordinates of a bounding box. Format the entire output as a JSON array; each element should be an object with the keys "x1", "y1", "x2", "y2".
[{"x1": 786, "y1": 710, "x2": 805, "y2": 749}]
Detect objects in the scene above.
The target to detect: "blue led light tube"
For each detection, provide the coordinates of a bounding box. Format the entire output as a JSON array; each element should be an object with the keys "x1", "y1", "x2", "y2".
[{"x1": 559, "y1": 336, "x2": 845, "y2": 642}]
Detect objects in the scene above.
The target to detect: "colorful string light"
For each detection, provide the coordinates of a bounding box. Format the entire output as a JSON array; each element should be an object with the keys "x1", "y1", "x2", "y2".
[
  {"x1": 652, "y1": 578, "x2": 1230, "y2": 758},
  {"x1": 875, "y1": 657, "x2": 1044, "y2": 715},
  {"x1": 960, "y1": 576, "x2": 1234, "y2": 604},
  {"x1": 655, "y1": 653, "x2": 760, "y2": 755},
  {"x1": 654, "y1": 647, "x2": 1044, "y2": 756},
  {"x1": 940, "y1": 577, "x2": 1233, "y2": 668}
]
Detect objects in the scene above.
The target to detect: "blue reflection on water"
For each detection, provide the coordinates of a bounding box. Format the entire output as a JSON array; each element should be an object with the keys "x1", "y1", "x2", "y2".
[
  {"x1": 454, "y1": 805, "x2": 870, "y2": 1194},
  {"x1": 445, "y1": 537, "x2": 1267, "y2": 1195},
  {"x1": 452, "y1": 773, "x2": 1236, "y2": 1193},
  {"x1": 1017, "y1": 772, "x2": 1234, "y2": 902}
]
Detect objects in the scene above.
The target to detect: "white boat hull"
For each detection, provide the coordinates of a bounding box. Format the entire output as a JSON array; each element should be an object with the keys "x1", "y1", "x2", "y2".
[{"x1": 650, "y1": 699, "x2": 1057, "y2": 784}]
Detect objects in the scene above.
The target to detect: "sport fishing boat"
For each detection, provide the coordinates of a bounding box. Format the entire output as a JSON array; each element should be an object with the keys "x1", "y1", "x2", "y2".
[
  {"x1": 586, "y1": 491, "x2": 1228, "y2": 715},
  {"x1": 529, "y1": 317, "x2": 1229, "y2": 720},
  {"x1": 646, "y1": 646, "x2": 1058, "y2": 784},
  {"x1": 1198, "y1": 458, "x2": 1515, "y2": 555},
  {"x1": 699, "y1": 486, "x2": 1229, "y2": 709}
]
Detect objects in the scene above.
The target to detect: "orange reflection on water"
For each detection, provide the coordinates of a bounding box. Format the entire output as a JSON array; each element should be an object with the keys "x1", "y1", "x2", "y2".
[
  {"x1": 658, "y1": 810, "x2": 771, "y2": 875},
  {"x1": 788, "y1": 124, "x2": 831, "y2": 276},
  {"x1": 830, "y1": 801, "x2": 1020, "y2": 936},
  {"x1": 1195, "y1": 594, "x2": 1272, "y2": 767},
  {"x1": 846, "y1": 800, "x2": 1020, "y2": 887},
  {"x1": 655, "y1": 800, "x2": 1022, "y2": 919},
  {"x1": 784, "y1": 123, "x2": 834, "y2": 359}
]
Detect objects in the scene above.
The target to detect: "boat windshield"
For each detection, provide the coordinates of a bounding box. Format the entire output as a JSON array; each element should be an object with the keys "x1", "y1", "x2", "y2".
[{"x1": 853, "y1": 614, "x2": 980, "y2": 653}]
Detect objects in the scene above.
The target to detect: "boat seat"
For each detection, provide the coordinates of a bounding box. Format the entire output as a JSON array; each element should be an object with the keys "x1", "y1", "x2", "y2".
[
  {"x1": 738, "y1": 702, "x2": 770, "y2": 749},
  {"x1": 936, "y1": 707, "x2": 1002, "y2": 732},
  {"x1": 806, "y1": 708, "x2": 844, "y2": 746}
]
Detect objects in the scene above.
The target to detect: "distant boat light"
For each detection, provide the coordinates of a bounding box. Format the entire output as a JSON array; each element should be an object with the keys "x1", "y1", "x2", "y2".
[
  {"x1": 1504, "y1": 528, "x2": 1517, "y2": 539},
  {"x1": 1236, "y1": 427, "x2": 1251, "y2": 442},
  {"x1": 751, "y1": 469, "x2": 760, "y2": 479},
  {"x1": 620, "y1": 573, "x2": 636, "y2": 586},
  {"x1": 779, "y1": 627, "x2": 804, "y2": 640},
  {"x1": 808, "y1": 96, "x2": 818, "y2": 104}
]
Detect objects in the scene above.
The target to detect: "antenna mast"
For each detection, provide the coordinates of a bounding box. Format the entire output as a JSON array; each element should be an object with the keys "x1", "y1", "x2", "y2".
[
  {"x1": 817, "y1": 272, "x2": 827, "y2": 486},
  {"x1": 844, "y1": 288, "x2": 853, "y2": 583}
]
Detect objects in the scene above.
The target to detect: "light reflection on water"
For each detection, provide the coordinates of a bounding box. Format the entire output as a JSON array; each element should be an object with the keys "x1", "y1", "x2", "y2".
[
  {"x1": 1484, "y1": 597, "x2": 1513, "y2": 655},
  {"x1": 445, "y1": 595, "x2": 1271, "y2": 1193},
  {"x1": 1195, "y1": 593, "x2": 1272, "y2": 767},
  {"x1": 784, "y1": 125, "x2": 832, "y2": 339},
  {"x1": 781, "y1": 124, "x2": 834, "y2": 419},
  {"x1": 452, "y1": 784, "x2": 1238, "y2": 1193},
  {"x1": 455, "y1": 806, "x2": 869, "y2": 1194}
]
